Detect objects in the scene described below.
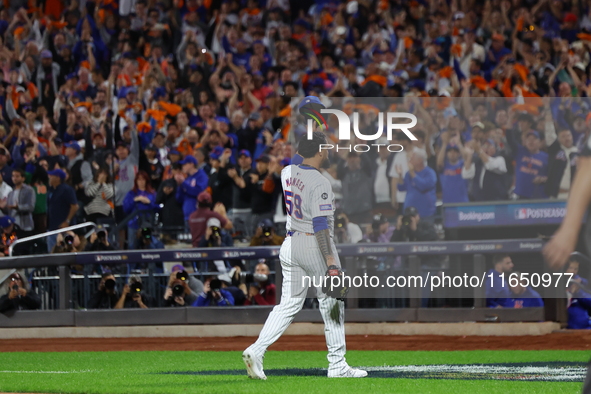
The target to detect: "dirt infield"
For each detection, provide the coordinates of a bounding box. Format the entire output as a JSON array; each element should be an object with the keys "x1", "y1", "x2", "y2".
[{"x1": 2, "y1": 331, "x2": 591, "y2": 352}]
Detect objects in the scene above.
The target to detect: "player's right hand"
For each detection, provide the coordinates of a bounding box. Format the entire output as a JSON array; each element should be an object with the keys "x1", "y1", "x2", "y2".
[{"x1": 543, "y1": 226, "x2": 577, "y2": 271}]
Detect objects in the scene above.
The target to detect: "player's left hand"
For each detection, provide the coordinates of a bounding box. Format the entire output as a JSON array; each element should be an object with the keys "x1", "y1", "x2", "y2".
[{"x1": 322, "y1": 265, "x2": 349, "y2": 300}]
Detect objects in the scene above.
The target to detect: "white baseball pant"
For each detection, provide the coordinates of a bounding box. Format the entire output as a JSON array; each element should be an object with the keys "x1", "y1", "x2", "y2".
[{"x1": 246, "y1": 233, "x2": 347, "y2": 373}]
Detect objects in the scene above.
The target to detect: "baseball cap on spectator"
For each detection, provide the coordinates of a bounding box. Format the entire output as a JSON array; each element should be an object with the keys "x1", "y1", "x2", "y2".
[
  {"x1": 198, "y1": 191, "x2": 212, "y2": 204},
  {"x1": 168, "y1": 149, "x2": 181, "y2": 157},
  {"x1": 258, "y1": 218, "x2": 273, "y2": 229},
  {"x1": 526, "y1": 131, "x2": 541, "y2": 139},
  {"x1": 517, "y1": 112, "x2": 534, "y2": 123},
  {"x1": 256, "y1": 154, "x2": 271, "y2": 163},
  {"x1": 171, "y1": 264, "x2": 184, "y2": 272},
  {"x1": 145, "y1": 144, "x2": 157, "y2": 151},
  {"x1": 483, "y1": 139, "x2": 497, "y2": 147},
  {"x1": 209, "y1": 146, "x2": 224, "y2": 160},
  {"x1": 574, "y1": 62, "x2": 586, "y2": 72},
  {"x1": 446, "y1": 144, "x2": 460, "y2": 152},
  {"x1": 116, "y1": 141, "x2": 130, "y2": 150},
  {"x1": 453, "y1": 11, "x2": 465, "y2": 20},
  {"x1": 564, "y1": 13, "x2": 578, "y2": 23},
  {"x1": 215, "y1": 116, "x2": 230, "y2": 124},
  {"x1": 41, "y1": 50, "x2": 53, "y2": 59},
  {"x1": 471, "y1": 122, "x2": 485, "y2": 130},
  {"x1": 0, "y1": 215, "x2": 15, "y2": 229},
  {"x1": 179, "y1": 155, "x2": 198, "y2": 166},
  {"x1": 249, "y1": 112, "x2": 261, "y2": 121},
  {"x1": 218, "y1": 273, "x2": 233, "y2": 284},
  {"x1": 207, "y1": 217, "x2": 221, "y2": 228},
  {"x1": 492, "y1": 33, "x2": 505, "y2": 42},
  {"x1": 48, "y1": 169, "x2": 66, "y2": 180},
  {"x1": 65, "y1": 141, "x2": 81, "y2": 153},
  {"x1": 239, "y1": 149, "x2": 251, "y2": 158},
  {"x1": 403, "y1": 206, "x2": 419, "y2": 217}
]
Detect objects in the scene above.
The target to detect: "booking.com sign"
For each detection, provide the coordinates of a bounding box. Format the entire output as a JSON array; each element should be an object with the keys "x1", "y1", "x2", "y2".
[{"x1": 305, "y1": 108, "x2": 418, "y2": 152}]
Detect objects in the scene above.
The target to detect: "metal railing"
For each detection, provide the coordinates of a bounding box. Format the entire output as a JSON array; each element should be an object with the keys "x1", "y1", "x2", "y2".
[
  {"x1": 0, "y1": 238, "x2": 559, "y2": 324},
  {"x1": 8, "y1": 222, "x2": 99, "y2": 256}
]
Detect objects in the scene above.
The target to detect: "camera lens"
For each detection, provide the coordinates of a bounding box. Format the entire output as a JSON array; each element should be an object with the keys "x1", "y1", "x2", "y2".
[
  {"x1": 104, "y1": 279, "x2": 116, "y2": 290},
  {"x1": 172, "y1": 284, "x2": 184, "y2": 297},
  {"x1": 176, "y1": 271, "x2": 188, "y2": 281},
  {"x1": 64, "y1": 235, "x2": 74, "y2": 245},
  {"x1": 131, "y1": 282, "x2": 142, "y2": 293}
]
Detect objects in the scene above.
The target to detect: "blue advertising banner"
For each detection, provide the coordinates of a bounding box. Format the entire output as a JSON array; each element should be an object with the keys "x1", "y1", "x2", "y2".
[{"x1": 443, "y1": 200, "x2": 569, "y2": 228}]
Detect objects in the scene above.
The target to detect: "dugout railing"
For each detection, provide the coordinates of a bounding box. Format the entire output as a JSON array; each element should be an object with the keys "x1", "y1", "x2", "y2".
[{"x1": 0, "y1": 238, "x2": 563, "y2": 327}]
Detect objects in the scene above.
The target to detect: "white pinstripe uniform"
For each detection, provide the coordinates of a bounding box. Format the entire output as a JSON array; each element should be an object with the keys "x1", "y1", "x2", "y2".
[{"x1": 246, "y1": 164, "x2": 348, "y2": 373}]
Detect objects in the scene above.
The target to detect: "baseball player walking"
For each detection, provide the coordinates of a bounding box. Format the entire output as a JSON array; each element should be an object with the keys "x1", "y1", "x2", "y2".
[{"x1": 243, "y1": 132, "x2": 367, "y2": 379}]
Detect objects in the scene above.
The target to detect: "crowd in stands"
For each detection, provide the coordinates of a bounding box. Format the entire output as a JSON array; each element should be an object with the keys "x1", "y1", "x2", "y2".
[{"x1": 0, "y1": 0, "x2": 586, "y2": 252}]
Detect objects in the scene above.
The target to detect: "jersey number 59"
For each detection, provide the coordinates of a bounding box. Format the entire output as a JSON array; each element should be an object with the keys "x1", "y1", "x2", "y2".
[{"x1": 284, "y1": 191, "x2": 303, "y2": 219}]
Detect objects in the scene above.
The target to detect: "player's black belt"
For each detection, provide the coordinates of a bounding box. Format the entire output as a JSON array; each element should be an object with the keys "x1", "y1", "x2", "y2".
[{"x1": 286, "y1": 230, "x2": 314, "y2": 236}]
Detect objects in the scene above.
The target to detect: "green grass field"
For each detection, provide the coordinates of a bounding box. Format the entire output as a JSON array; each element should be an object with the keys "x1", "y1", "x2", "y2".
[{"x1": 0, "y1": 350, "x2": 587, "y2": 394}]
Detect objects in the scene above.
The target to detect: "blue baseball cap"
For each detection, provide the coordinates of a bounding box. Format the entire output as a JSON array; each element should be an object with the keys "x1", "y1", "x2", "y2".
[
  {"x1": 238, "y1": 149, "x2": 251, "y2": 158},
  {"x1": 48, "y1": 169, "x2": 67, "y2": 180},
  {"x1": 0, "y1": 215, "x2": 15, "y2": 228},
  {"x1": 526, "y1": 131, "x2": 541, "y2": 139},
  {"x1": 298, "y1": 96, "x2": 324, "y2": 110},
  {"x1": 179, "y1": 155, "x2": 198, "y2": 166},
  {"x1": 209, "y1": 146, "x2": 224, "y2": 160},
  {"x1": 65, "y1": 141, "x2": 81, "y2": 153},
  {"x1": 215, "y1": 116, "x2": 230, "y2": 124},
  {"x1": 168, "y1": 149, "x2": 181, "y2": 156}
]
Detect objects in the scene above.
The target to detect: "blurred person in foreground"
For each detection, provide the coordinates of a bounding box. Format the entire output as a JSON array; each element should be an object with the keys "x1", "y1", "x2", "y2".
[
  {"x1": 0, "y1": 216, "x2": 23, "y2": 256},
  {"x1": 544, "y1": 136, "x2": 591, "y2": 268},
  {"x1": 0, "y1": 272, "x2": 41, "y2": 313}
]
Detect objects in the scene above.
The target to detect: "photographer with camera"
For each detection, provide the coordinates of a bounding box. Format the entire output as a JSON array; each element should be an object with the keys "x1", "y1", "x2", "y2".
[
  {"x1": 390, "y1": 206, "x2": 437, "y2": 243},
  {"x1": 88, "y1": 273, "x2": 119, "y2": 309},
  {"x1": 333, "y1": 211, "x2": 363, "y2": 244},
  {"x1": 249, "y1": 219, "x2": 283, "y2": 246},
  {"x1": 189, "y1": 191, "x2": 233, "y2": 246},
  {"x1": 85, "y1": 226, "x2": 115, "y2": 252},
  {"x1": 194, "y1": 278, "x2": 235, "y2": 306},
  {"x1": 171, "y1": 265, "x2": 204, "y2": 295},
  {"x1": 243, "y1": 263, "x2": 276, "y2": 306},
  {"x1": 0, "y1": 272, "x2": 41, "y2": 313},
  {"x1": 163, "y1": 271, "x2": 198, "y2": 307},
  {"x1": 114, "y1": 276, "x2": 155, "y2": 309},
  {"x1": 365, "y1": 214, "x2": 395, "y2": 243},
  {"x1": 198, "y1": 218, "x2": 233, "y2": 248}
]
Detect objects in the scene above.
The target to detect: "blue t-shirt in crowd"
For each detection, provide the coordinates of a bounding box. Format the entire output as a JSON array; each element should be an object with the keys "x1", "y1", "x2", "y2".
[
  {"x1": 485, "y1": 269, "x2": 513, "y2": 308},
  {"x1": 397, "y1": 166, "x2": 437, "y2": 218},
  {"x1": 47, "y1": 183, "x2": 78, "y2": 231},
  {"x1": 514, "y1": 145, "x2": 548, "y2": 199},
  {"x1": 439, "y1": 159, "x2": 469, "y2": 203}
]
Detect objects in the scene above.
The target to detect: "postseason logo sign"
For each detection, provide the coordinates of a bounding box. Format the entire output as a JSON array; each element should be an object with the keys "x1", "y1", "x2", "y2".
[{"x1": 298, "y1": 97, "x2": 418, "y2": 152}]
